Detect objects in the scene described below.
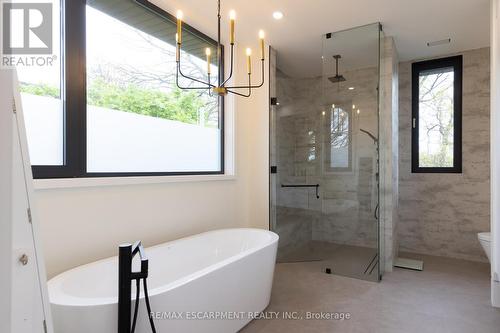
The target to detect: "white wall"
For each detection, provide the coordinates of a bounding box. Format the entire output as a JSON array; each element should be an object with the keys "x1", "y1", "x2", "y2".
[
  {"x1": 491, "y1": 0, "x2": 500, "y2": 307},
  {"x1": 0, "y1": 70, "x2": 14, "y2": 333},
  {"x1": 33, "y1": 0, "x2": 269, "y2": 277}
]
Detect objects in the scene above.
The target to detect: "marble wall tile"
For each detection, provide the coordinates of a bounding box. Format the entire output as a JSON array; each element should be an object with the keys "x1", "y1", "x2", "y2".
[
  {"x1": 275, "y1": 205, "x2": 314, "y2": 250},
  {"x1": 274, "y1": 66, "x2": 382, "y2": 252},
  {"x1": 398, "y1": 47, "x2": 490, "y2": 262},
  {"x1": 379, "y1": 37, "x2": 399, "y2": 272}
]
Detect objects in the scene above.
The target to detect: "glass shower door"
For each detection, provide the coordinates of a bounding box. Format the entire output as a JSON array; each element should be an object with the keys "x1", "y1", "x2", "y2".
[
  {"x1": 270, "y1": 23, "x2": 382, "y2": 282},
  {"x1": 317, "y1": 23, "x2": 381, "y2": 281},
  {"x1": 272, "y1": 101, "x2": 323, "y2": 263}
]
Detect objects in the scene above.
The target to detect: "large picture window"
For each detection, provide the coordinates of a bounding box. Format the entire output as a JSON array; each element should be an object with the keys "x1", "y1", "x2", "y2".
[
  {"x1": 21, "y1": 0, "x2": 224, "y2": 178},
  {"x1": 411, "y1": 55, "x2": 462, "y2": 173}
]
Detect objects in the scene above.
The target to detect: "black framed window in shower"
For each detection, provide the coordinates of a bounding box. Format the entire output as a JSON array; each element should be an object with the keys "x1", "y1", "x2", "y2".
[{"x1": 411, "y1": 55, "x2": 462, "y2": 173}]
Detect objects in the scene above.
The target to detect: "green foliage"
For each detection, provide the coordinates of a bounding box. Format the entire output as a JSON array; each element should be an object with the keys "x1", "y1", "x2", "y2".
[
  {"x1": 20, "y1": 80, "x2": 209, "y2": 125},
  {"x1": 20, "y1": 82, "x2": 59, "y2": 98},
  {"x1": 87, "y1": 79, "x2": 204, "y2": 125},
  {"x1": 419, "y1": 152, "x2": 453, "y2": 168}
]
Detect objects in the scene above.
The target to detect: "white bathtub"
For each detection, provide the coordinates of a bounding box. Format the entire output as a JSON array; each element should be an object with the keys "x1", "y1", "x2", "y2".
[{"x1": 48, "y1": 228, "x2": 279, "y2": 333}]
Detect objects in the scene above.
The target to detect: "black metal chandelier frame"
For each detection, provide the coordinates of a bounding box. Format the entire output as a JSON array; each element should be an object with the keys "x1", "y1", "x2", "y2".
[{"x1": 175, "y1": 0, "x2": 265, "y2": 97}]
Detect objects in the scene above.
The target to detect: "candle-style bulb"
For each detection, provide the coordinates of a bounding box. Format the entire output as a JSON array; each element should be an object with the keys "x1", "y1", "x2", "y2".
[
  {"x1": 206, "y1": 48, "x2": 211, "y2": 75},
  {"x1": 176, "y1": 10, "x2": 183, "y2": 44},
  {"x1": 229, "y1": 10, "x2": 236, "y2": 44},
  {"x1": 258, "y1": 30, "x2": 265, "y2": 60},
  {"x1": 246, "y1": 48, "x2": 252, "y2": 74}
]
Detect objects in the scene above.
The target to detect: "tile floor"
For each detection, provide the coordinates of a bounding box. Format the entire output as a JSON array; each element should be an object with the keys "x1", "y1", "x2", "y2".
[
  {"x1": 278, "y1": 241, "x2": 379, "y2": 281},
  {"x1": 241, "y1": 252, "x2": 500, "y2": 333}
]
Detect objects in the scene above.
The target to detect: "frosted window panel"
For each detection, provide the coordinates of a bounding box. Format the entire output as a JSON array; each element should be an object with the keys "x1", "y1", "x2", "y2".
[
  {"x1": 22, "y1": 94, "x2": 64, "y2": 165},
  {"x1": 17, "y1": 1, "x2": 63, "y2": 165},
  {"x1": 87, "y1": 106, "x2": 221, "y2": 172},
  {"x1": 331, "y1": 142, "x2": 349, "y2": 168}
]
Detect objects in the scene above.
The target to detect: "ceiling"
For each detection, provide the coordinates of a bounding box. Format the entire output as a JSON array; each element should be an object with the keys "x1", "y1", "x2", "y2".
[{"x1": 152, "y1": 0, "x2": 490, "y2": 78}]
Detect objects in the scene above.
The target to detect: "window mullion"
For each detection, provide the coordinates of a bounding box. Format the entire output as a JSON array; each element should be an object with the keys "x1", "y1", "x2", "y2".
[{"x1": 64, "y1": 0, "x2": 87, "y2": 177}]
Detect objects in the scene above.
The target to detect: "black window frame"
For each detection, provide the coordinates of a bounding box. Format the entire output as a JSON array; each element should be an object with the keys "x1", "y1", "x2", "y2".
[
  {"x1": 32, "y1": 0, "x2": 224, "y2": 179},
  {"x1": 411, "y1": 55, "x2": 462, "y2": 174}
]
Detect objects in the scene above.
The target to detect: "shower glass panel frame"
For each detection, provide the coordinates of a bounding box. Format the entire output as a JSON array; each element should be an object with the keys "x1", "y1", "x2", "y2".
[{"x1": 269, "y1": 23, "x2": 383, "y2": 282}]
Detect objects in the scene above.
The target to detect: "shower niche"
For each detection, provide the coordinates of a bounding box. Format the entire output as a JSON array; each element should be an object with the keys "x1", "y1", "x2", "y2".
[{"x1": 269, "y1": 23, "x2": 384, "y2": 282}]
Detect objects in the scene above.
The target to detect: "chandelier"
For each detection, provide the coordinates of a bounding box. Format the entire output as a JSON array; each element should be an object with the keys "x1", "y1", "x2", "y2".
[{"x1": 175, "y1": 0, "x2": 265, "y2": 97}]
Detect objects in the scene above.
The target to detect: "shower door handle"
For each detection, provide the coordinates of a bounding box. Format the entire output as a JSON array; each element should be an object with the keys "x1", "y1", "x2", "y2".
[{"x1": 374, "y1": 204, "x2": 379, "y2": 220}]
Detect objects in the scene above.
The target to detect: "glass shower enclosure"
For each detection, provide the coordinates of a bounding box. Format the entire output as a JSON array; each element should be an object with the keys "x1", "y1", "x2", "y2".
[{"x1": 270, "y1": 23, "x2": 382, "y2": 282}]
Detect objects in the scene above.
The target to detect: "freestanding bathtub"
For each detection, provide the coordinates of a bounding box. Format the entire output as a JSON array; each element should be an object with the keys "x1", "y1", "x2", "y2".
[{"x1": 48, "y1": 228, "x2": 278, "y2": 333}]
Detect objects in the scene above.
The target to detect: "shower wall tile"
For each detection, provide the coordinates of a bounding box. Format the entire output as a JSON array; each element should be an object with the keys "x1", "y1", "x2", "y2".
[
  {"x1": 275, "y1": 64, "x2": 382, "y2": 251},
  {"x1": 275, "y1": 206, "x2": 313, "y2": 250},
  {"x1": 379, "y1": 37, "x2": 400, "y2": 272},
  {"x1": 398, "y1": 47, "x2": 490, "y2": 262}
]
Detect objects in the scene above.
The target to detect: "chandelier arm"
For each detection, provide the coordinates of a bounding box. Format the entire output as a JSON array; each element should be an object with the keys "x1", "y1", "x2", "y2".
[
  {"x1": 177, "y1": 62, "x2": 215, "y2": 88},
  {"x1": 176, "y1": 64, "x2": 213, "y2": 90},
  {"x1": 176, "y1": 85, "x2": 213, "y2": 90},
  {"x1": 227, "y1": 89, "x2": 251, "y2": 97},
  {"x1": 227, "y1": 73, "x2": 251, "y2": 97},
  {"x1": 221, "y1": 44, "x2": 234, "y2": 86},
  {"x1": 225, "y1": 59, "x2": 264, "y2": 89}
]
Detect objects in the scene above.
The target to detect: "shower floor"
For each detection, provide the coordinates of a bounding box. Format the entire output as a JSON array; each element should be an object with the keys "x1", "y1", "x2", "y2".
[{"x1": 277, "y1": 241, "x2": 379, "y2": 281}]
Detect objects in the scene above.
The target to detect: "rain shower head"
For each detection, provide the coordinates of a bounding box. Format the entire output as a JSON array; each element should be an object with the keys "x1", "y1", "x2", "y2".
[{"x1": 328, "y1": 55, "x2": 346, "y2": 83}]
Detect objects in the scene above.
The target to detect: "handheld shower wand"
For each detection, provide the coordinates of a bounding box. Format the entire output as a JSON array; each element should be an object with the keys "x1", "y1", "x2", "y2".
[{"x1": 118, "y1": 241, "x2": 156, "y2": 333}]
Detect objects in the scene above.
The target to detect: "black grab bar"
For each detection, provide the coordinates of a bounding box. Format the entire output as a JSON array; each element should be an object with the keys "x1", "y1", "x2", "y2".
[{"x1": 281, "y1": 184, "x2": 320, "y2": 199}]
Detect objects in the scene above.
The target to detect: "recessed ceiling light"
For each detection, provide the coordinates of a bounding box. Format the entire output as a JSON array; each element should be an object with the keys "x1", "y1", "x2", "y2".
[
  {"x1": 273, "y1": 11, "x2": 283, "y2": 20},
  {"x1": 348, "y1": 87, "x2": 355, "y2": 90}
]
